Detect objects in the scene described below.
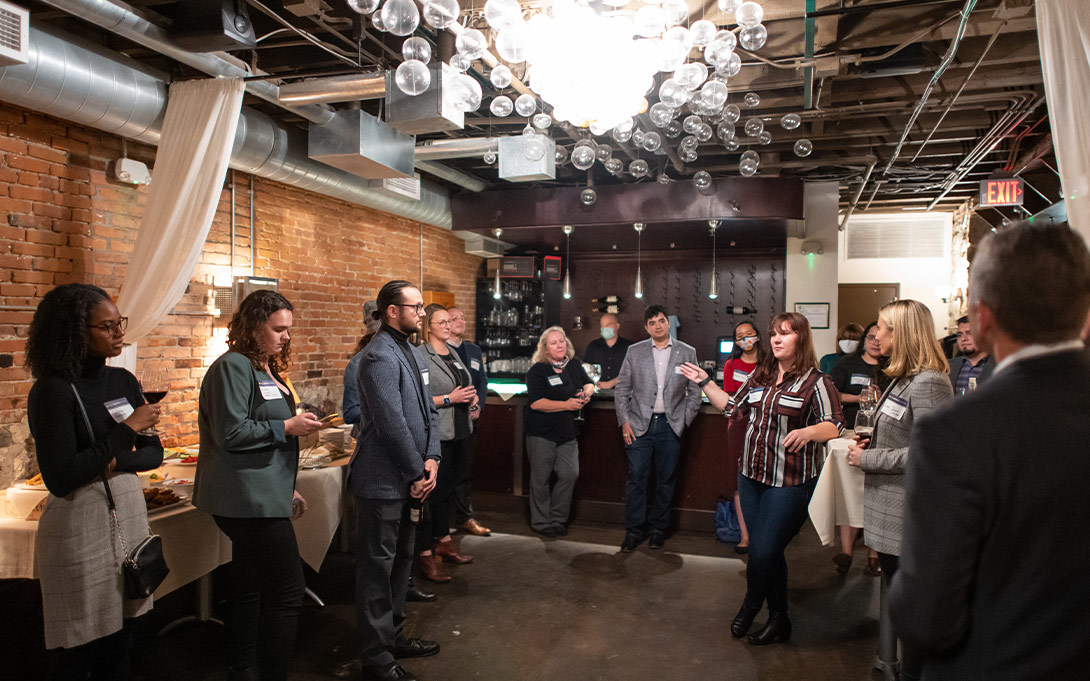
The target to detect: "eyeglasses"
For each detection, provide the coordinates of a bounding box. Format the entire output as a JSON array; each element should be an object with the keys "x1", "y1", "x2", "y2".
[
  {"x1": 431, "y1": 319, "x2": 451, "y2": 327},
  {"x1": 865, "y1": 335, "x2": 879, "y2": 342},
  {"x1": 88, "y1": 317, "x2": 128, "y2": 336},
  {"x1": 394, "y1": 303, "x2": 425, "y2": 313}
]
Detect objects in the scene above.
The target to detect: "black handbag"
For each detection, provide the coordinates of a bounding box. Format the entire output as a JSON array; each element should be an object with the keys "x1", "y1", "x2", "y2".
[{"x1": 71, "y1": 385, "x2": 170, "y2": 599}]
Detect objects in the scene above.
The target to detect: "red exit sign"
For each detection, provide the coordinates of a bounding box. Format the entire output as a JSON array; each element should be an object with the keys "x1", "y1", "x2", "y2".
[{"x1": 979, "y1": 178, "x2": 1024, "y2": 207}]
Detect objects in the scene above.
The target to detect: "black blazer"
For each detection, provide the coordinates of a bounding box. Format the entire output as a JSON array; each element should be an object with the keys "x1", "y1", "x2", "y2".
[{"x1": 890, "y1": 348, "x2": 1090, "y2": 680}]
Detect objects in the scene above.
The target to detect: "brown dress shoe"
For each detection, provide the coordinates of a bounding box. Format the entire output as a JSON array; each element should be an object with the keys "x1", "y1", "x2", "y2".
[
  {"x1": 415, "y1": 554, "x2": 451, "y2": 583},
  {"x1": 434, "y1": 540, "x2": 474, "y2": 564},
  {"x1": 460, "y1": 518, "x2": 492, "y2": 536}
]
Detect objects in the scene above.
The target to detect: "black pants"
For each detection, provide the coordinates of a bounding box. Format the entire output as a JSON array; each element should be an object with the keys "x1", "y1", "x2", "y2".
[
  {"x1": 355, "y1": 497, "x2": 415, "y2": 669},
  {"x1": 47, "y1": 619, "x2": 133, "y2": 681},
  {"x1": 452, "y1": 431, "x2": 478, "y2": 524},
  {"x1": 878, "y1": 553, "x2": 923, "y2": 681},
  {"x1": 213, "y1": 516, "x2": 305, "y2": 681},
  {"x1": 414, "y1": 437, "x2": 472, "y2": 553}
]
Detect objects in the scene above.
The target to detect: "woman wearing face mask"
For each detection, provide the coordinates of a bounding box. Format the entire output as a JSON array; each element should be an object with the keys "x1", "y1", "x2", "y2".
[
  {"x1": 819, "y1": 323, "x2": 864, "y2": 374},
  {"x1": 830, "y1": 321, "x2": 890, "y2": 575},
  {"x1": 721, "y1": 321, "x2": 766, "y2": 554}
]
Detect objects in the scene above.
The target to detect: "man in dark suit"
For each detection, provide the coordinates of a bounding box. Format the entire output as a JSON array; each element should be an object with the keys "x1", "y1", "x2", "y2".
[
  {"x1": 446, "y1": 306, "x2": 491, "y2": 537},
  {"x1": 891, "y1": 223, "x2": 1090, "y2": 680},
  {"x1": 351, "y1": 280, "x2": 442, "y2": 681}
]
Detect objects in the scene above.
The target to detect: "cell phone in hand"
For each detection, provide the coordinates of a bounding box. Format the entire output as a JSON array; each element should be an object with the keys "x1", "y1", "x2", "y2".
[{"x1": 319, "y1": 413, "x2": 340, "y2": 423}]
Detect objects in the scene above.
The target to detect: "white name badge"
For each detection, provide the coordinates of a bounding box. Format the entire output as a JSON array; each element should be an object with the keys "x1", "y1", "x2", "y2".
[
  {"x1": 421, "y1": 369, "x2": 430, "y2": 386},
  {"x1": 470, "y1": 359, "x2": 481, "y2": 371},
  {"x1": 733, "y1": 369, "x2": 750, "y2": 384},
  {"x1": 547, "y1": 374, "x2": 563, "y2": 386},
  {"x1": 674, "y1": 365, "x2": 684, "y2": 374},
  {"x1": 258, "y1": 379, "x2": 283, "y2": 401},
  {"x1": 104, "y1": 397, "x2": 134, "y2": 423},
  {"x1": 850, "y1": 374, "x2": 871, "y2": 386},
  {"x1": 747, "y1": 388, "x2": 764, "y2": 403},
  {"x1": 881, "y1": 394, "x2": 908, "y2": 420}
]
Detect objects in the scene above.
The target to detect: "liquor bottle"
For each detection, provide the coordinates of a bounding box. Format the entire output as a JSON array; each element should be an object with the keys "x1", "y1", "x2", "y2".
[
  {"x1": 724, "y1": 305, "x2": 758, "y2": 315},
  {"x1": 594, "y1": 304, "x2": 622, "y2": 314},
  {"x1": 591, "y1": 296, "x2": 621, "y2": 304}
]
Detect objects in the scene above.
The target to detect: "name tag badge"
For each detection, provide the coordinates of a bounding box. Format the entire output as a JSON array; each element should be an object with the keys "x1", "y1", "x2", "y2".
[
  {"x1": 421, "y1": 369, "x2": 430, "y2": 386},
  {"x1": 104, "y1": 397, "x2": 134, "y2": 423},
  {"x1": 732, "y1": 369, "x2": 750, "y2": 384},
  {"x1": 470, "y1": 359, "x2": 481, "y2": 371},
  {"x1": 881, "y1": 394, "x2": 909, "y2": 420},
  {"x1": 747, "y1": 387, "x2": 764, "y2": 403},
  {"x1": 258, "y1": 379, "x2": 282, "y2": 401},
  {"x1": 674, "y1": 365, "x2": 684, "y2": 375},
  {"x1": 850, "y1": 374, "x2": 871, "y2": 387},
  {"x1": 547, "y1": 374, "x2": 564, "y2": 387}
]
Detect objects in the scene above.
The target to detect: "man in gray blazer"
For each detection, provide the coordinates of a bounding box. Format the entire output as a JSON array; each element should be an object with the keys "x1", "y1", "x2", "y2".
[
  {"x1": 351, "y1": 280, "x2": 442, "y2": 681},
  {"x1": 614, "y1": 305, "x2": 702, "y2": 551}
]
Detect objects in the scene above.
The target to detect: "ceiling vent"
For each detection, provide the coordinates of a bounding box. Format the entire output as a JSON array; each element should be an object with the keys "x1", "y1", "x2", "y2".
[
  {"x1": 463, "y1": 233, "x2": 508, "y2": 258},
  {"x1": 386, "y1": 63, "x2": 465, "y2": 134},
  {"x1": 846, "y1": 216, "x2": 946, "y2": 259},
  {"x1": 857, "y1": 43, "x2": 925, "y2": 79},
  {"x1": 0, "y1": 1, "x2": 28, "y2": 67},
  {"x1": 172, "y1": 0, "x2": 257, "y2": 52},
  {"x1": 308, "y1": 109, "x2": 416, "y2": 179}
]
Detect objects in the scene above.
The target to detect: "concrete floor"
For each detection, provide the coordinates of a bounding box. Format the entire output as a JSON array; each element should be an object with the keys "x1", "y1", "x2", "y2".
[{"x1": 122, "y1": 509, "x2": 883, "y2": 681}]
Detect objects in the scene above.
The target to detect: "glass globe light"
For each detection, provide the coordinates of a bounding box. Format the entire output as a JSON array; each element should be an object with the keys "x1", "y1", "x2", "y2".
[
  {"x1": 596, "y1": 144, "x2": 614, "y2": 162},
  {"x1": 601, "y1": 0, "x2": 631, "y2": 6},
  {"x1": 741, "y1": 149, "x2": 760, "y2": 164},
  {"x1": 794, "y1": 138, "x2": 814, "y2": 157},
  {"x1": 449, "y1": 54, "x2": 472, "y2": 72},
  {"x1": 739, "y1": 24, "x2": 768, "y2": 51},
  {"x1": 371, "y1": 10, "x2": 387, "y2": 32},
  {"x1": 402, "y1": 37, "x2": 431, "y2": 63},
  {"x1": 490, "y1": 64, "x2": 512, "y2": 89},
  {"x1": 581, "y1": 188, "x2": 597, "y2": 206},
  {"x1": 744, "y1": 116, "x2": 764, "y2": 137},
  {"x1": 455, "y1": 28, "x2": 488, "y2": 60},
  {"x1": 704, "y1": 38, "x2": 735, "y2": 67},
  {"x1": 533, "y1": 113, "x2": 553, "y2": 130},
  {"x1": 422, "y1": 0, "x2": 459, "y2": 30},
  {"x1": 629, "y1": 159, "x2": 650, "y2": 178},
  {"x1": 481, "y1": 150, "x2": 496, "y2": 165},
  {"x1": 611, "y1": 127, "x2": 633, "y2": 143},
  {"x1": 658, "y1": 38, "x2": 690, "y2": 74},
  {"x1": 735, "y1": 1, "x2": 764, "y2": 28},
  {"x1": 718, "y1": 0, "x2": 744, "y2": 13},
  {"x1": 724, "y1": 103, "x2": 741, "y2": 123},
  {"x1": 490, "y1": 95, "x2": 514, "y2": 117},
  {"x1": 632, "y1": 130, "x2": 646, "y2": 146},
  {"x1": 634, "y1": 6, "x2": 667, "y2": 38},
  {"x1": 555, "y1": 146, "x2": 569, "y2": 164},
  {"x1": 679, "y1": 147, "x2": 698, "y2": 162},
  {"x1": 380, "y1": 0, "x2": 420, "y2": 37},
  {"x1": 664, "y1": 120, "x2": 683, "y2": 138},
  {"x1": 649, "y1": 102, "x2": 675, "y2": 128},
  {"x1": 680, "y1": 134, "x2": 699, "y2": 150},
  {"x1": 739, "y1": 157, "x2": 758, "y2": 176},
  {"x1": 780, "y1": 113, "x2": 802, "y2": 130},
  {"x1": 693, "y1": 170, "x2": 712, "y2": 189},
  {"x1": 717, "y1": 52, "x2": 742, "y2": 79},
  {"x1": 744, "y1": 91, "x2": 761, "y2": 108},
  {"x1": 716, "y1": 121, "x2": 736, "y2": 141},
  {"x1": 605, "y1": 158, "x2": 624, "y2": 174},
  {"x1": 714, "y1": 30, "x2": 738, "y2": 51},
  {"x1": 758, "y1": 130, "x2": 772, "y2": 145},
  {"x1": 658, "y1": 79, "x2": 691, "y2": 108},
  {"x1": 725, "y1": 138, "x2": 740, "y2": 151},
  {"x1": 657, "y1": 173, "x2": 671, "y2": 185},
  {"x1": 683, "y1": 115, "x2": 702, "y2": 134},
  {"x1": 394, "y1": 60, "x2": 431, "y2": 96},
  {"x1": 496, "y1": 21, "x2": 530, "y2": 64},
  {"x1": 514, "y1": 94, "x2": 537, "y2": 117},
  {"x1": 695, "y1": 123, "x2": 714, "y2": 142},
  {"x1": 615, "y1": 117, "x2": 636, "y2": 134},
  {"x1": 662, "y1": 0, "x2": 690, "y2": 27},
  {"x1": 571, "y1": 145, "x2": 596, "y2": 170},
  {"x1": 451, "y1": 73, "x2": 482, "y2": 112},
  {"x1": 642, "y1": 131, "x2": 663, "y2": 151},
  {"x1": 690, "y1": 20, "x2": 718, "y2": 46},
  {"x1": 701, "y1": 81, "x2": 729, "y2": 109},
  {"x1": 674, "y1": 62, "x2": 709, "y2": 90},
  {"x1": 484, "y1": 0, "x2": 522, "y2": 31},
  {"x1": 589, "y1": 121, "x2": 611, "y2": 137},
  {"x1": 523, "y1": 124, "x2": 537, "y2": 137},
  {"x1": 664, "y1": 26, "x2": 694, "y2": 51},
  {"x1": 523, "y1": 134, "x2": 546, "y2": 161},
  {"x1": 347, "y1": 0, "x2": 381, "y2": 14}
]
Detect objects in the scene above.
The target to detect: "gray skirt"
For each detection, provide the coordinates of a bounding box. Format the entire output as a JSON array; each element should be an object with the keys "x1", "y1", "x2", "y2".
[{"x1": 36, "y1": 472, "x2": 153, "y2": 649}]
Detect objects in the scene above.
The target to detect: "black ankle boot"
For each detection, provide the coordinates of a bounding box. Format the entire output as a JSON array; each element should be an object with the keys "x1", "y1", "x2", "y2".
[
  {"x1": 730, "y1": 602, "x2": 761, "y2": 638},
  {"x1": 747, "y1": 611, "x2": 792, "y2": 645}
]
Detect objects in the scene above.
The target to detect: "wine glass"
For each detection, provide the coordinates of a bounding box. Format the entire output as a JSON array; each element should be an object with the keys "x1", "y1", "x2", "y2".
[
  {"x1": 583, "y1": 362, "x2": 603, "y2": 393},
  {"x1": 853, "y1": 410, "x2": 874, "y2": 445},
  {"x1": 859, "y1": 385, "x2": 879, "y2": 415},
  {"x1": 139, "y1": 367, "x2": 169, "y2": 435}
]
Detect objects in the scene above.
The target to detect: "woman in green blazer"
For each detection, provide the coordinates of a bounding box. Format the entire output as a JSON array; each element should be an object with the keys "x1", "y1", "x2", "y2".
[{"x1": 194, "y1": 290, "x2": 323, "y2": 681}]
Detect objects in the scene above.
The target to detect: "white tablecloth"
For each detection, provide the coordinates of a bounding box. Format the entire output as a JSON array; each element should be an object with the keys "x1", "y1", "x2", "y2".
[
  {"x1": 0, "y1": 463, "x2": 347, "y2": 594},
  {"x1": 808, "y1": 437, "x2": 865, "y2": 546}
]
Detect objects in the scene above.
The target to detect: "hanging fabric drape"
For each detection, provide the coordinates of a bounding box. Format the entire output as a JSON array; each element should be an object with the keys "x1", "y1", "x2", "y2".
[
  {"x1": 109, "y1": 77, "x2": 246, "y2": 371},
  {"x1": 1036, "y1": 0, "x2": 1090, "y2": 239}
]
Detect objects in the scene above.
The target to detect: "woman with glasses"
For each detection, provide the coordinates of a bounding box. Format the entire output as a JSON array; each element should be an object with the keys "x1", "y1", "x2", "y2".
[
  {"x1": 721, "y1": 321, "x2": 767, "y2": 554},
  {"x1": 830, "y1": 321, "x2": 890, "y2": 575},
  {"x1": 25, "y1": 284, "x2": 163, "y2": 680},
  {"x1": 194, "y1": 290, "x2": 324, "y2": 681},
  {"x1": 413, "y1": 303, "x2": 478, "y2": 583}
]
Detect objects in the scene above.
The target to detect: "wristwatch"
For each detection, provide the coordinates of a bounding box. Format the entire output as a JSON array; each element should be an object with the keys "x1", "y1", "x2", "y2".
[
  {"x1": 443, "y1": 395, "x2": 451, "y2": 407},
  {"x1": 697, "y1": 376, "x2": 712, "y2": 388}
]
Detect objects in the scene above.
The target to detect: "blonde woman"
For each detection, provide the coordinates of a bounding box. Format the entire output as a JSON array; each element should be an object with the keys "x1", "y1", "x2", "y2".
[
  {"x1": 524, "y1": 326, "x2": 594, "y2": 536},
  {"x1": 847, "y1": 299, "x2": 952, "y2": 681}
]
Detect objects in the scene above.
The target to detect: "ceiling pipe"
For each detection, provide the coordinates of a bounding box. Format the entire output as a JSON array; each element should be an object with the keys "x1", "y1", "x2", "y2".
[
  {"x1": 277, "y1": 72, "x2": 387, "y2": 105},
  {"x1": 414, "y1": 137, "x2": 499, "y2": 161},
  {"x1": 0, "y1": 23, "x2": 452, "y2": 228},
  {"x1": 38, "y1": 0, "x2": 337, "y2": 125},
  {"x1": 414, "y1": 160, "x2": 488, "y2": 192},
  {"x1": 838, "y1": 157, "x2": 878, "y2": 231}
]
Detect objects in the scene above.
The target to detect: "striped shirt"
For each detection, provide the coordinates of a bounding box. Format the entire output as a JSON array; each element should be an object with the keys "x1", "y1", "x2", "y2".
[{"x1": 727, "y1": 368, "x2": 843, "y2": 486}]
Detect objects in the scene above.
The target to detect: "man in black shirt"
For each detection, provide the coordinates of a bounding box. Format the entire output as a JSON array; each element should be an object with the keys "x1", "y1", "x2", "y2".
[{"x1": 583, "y1": 313, "x2": 632, "y2": 389}]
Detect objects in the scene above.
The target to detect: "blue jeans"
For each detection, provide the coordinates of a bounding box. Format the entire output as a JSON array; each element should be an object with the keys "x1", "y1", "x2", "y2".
[
  {"x1": 736, "y1": 474, "x2": 817, "y2": 613},
  {"x1": 623, "y1": 414, "x2": 681, "y2": 537}
]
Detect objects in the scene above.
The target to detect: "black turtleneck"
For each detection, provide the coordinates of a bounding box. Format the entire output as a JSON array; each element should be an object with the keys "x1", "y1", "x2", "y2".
[
  {"x1": 27, "y1": 356, "x2": 163, "y2": 497},
  {"x1": 381, "y1": 323, "x2": 425, "y2": 394}
]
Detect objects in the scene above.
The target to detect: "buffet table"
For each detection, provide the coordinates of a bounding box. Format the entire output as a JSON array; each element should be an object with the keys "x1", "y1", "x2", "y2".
[{"x1": 808, "y1": 437, "x2": 865, "y2": 546}]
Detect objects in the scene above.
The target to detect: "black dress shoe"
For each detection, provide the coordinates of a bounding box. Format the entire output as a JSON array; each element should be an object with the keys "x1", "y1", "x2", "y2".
[
  {"x1": 393, "y1": 638, "x2": 440, "y2": 659},
  {"x1": 730, "y1": 602, "x2": 761, "y2": 638},
  {"x1": 734, "y1": 544, "x2": 749, "y2": 555},
  {"x1": 552, "y1": 524, "x2": 568, "y2": 537},
  {"x1": 361, "y1": 662, "x2": 418, "y2": 681},
  {"x1": 533, "y1": 526, "x2": 558, "y2": 537},
  {"x1": 648, "y1": 533, "x2": 665, "y2": 550},
  {"x1": 620, "y1": 534, "x2": 643, "y2": 552},
  {"x1": 406, "y1": 578, "x2": 437, "y2": 603},
  {"x1": 747, "y1": 611, "x2": 792, "y2": 645}
]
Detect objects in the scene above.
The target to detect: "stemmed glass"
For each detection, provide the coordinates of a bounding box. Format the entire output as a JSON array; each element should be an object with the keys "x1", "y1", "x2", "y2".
[
  {"x1": 583, "y1": 363, "x2": 603, "y2": 393},
  {"x1": 853, "y1": 410, "x2": 874, "y2": 446},
  {"x1": 139, "y1": 367, "x2": 169, "y2": 435},
  {"x1": 859, "y1": 385, "x2": 879, "y2": 415}
]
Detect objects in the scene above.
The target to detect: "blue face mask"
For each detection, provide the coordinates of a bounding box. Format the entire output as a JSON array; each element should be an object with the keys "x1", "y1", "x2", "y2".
[{"x1": 601, "y1": 327, "x2": 616, "y2": 340}]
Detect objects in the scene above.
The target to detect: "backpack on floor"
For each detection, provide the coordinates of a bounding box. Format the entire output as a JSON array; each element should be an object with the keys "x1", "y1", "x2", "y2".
[{"x1": 714, "y1": 497, "x2": 741, "y2": 544}]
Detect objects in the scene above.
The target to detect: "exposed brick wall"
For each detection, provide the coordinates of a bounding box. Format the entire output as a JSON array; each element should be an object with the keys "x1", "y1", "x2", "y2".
[{"x1": 0, "y1": 103, "x2": 481, "y2": 488}]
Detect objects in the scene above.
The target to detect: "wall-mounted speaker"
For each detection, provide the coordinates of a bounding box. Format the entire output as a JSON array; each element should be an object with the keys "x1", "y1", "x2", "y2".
[{"x1": 172, "y1": 0, "x2": 256, "y2": 52}]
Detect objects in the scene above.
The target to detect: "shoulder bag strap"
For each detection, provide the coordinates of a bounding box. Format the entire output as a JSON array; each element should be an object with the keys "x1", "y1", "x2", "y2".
[{"x1": 70, "y1": 383, "x2": 130, "y2": 556}]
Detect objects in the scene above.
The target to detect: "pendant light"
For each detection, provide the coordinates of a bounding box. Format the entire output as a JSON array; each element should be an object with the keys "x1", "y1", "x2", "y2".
[
  {"x1": 633, "y1": 222, "x2": 645, "y2": 299},
  {"x1": 562, "y1": 225, "x2": 573, "y2": 299},
  {"x1": 492, "y1": 228, "x2": 503, "y2": 300},
  {"x1": 708, "y1": 219, "x2": 720, "y2": 300}
]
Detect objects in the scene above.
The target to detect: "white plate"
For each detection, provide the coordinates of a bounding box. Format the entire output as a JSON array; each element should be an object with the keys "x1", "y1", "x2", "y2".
[{"x1": 146, "y1": 494, "x2": 188, "y2": 515}]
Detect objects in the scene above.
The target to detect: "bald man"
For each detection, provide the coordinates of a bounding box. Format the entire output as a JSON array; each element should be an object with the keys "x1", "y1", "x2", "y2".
[{"x1": 583, "y1": 314, "x2": 632, "y2": 390}]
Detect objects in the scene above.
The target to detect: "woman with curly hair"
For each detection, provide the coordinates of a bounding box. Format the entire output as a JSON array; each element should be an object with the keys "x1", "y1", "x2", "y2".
[
  {"x1": 193, "y1": 290, "x2": 324, "y2": 681},
  {"x1": 26, "y1": 283, "x2": 163, "y2": 680}
]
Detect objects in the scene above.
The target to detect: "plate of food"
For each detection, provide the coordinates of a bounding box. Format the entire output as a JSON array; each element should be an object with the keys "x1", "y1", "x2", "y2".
[{"x1": 143, "y1": 487, "x2": 186, "y2": 514}]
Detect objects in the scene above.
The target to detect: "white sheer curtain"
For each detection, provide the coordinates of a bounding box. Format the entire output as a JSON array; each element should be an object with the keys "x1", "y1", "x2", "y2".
[
  {"x1": 109, "y1": 77, "x2": 246, "y2": 371},
  {"x1": 1037, "y1": 0, "x2": 1090, "y2": 240}
]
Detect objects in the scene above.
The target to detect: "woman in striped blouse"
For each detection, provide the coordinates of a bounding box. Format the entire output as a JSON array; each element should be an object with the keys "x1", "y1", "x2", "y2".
[{"x1": 681, "y1": 312, "x2": 843, "y2": 645}]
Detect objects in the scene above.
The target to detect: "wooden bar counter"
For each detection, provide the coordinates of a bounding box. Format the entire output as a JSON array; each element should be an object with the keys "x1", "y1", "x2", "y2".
[{"x1": 471, "y1": 389, "x2": 735, "y2": 531}]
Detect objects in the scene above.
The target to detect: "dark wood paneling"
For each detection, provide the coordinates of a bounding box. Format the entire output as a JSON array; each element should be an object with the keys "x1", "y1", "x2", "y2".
[{"x1": 472, "y1": 403, "x2": 517, "y2": 494}]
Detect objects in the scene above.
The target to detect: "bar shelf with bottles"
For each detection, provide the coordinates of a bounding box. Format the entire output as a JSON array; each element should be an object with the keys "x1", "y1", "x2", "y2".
[{"x1": 476, "y1": 278, "x2": 546, "y2": 378}]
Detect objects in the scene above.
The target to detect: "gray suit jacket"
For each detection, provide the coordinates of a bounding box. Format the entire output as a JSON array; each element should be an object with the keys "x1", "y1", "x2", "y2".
[
  {"x1": 422, "y1": 342, "x2": 474, "y2": 442},
  {"x1": 614, "y1": 338, "x2": 701, "y2": 438},
  {"x1": 349, "y1": 328, "x2": 441, "y2": 500},
  {"x1": 859, "y1": 369, "x2": 952, "y2": 555}
]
